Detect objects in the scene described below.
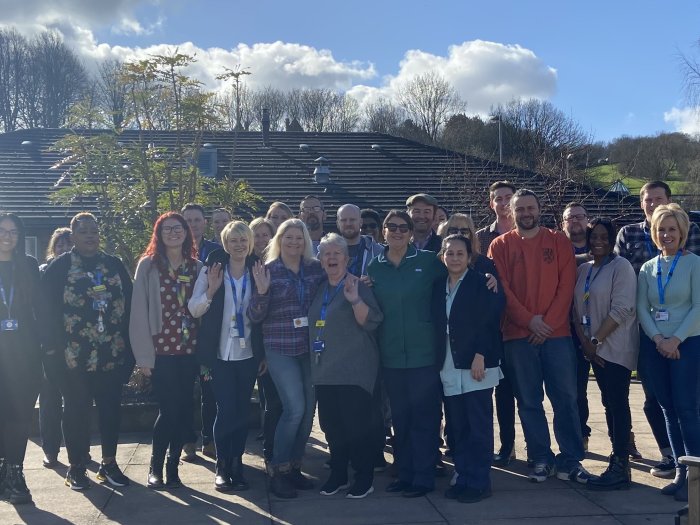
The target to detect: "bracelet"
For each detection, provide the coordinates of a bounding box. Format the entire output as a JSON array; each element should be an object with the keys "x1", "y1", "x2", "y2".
[{"x1": 350, "y1": 297, "x2": 362, "y2": 305}]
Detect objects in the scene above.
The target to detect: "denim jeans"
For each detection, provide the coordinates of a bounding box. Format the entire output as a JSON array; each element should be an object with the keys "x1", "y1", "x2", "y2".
[
  {"x1": 265, "y1": 351, "x2": 315, "y2": 467},
  {"x1": 504, "y1": 336, "x2": 584, "y2": 471},
  {"x1": 637, "y1": 330, "x2": 674, "y2": 452},
  {"x1": 641, "y1": 334, "x2": 700, "y2": 460}
]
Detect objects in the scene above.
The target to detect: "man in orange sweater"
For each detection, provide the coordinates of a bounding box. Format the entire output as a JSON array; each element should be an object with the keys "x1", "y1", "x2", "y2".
[{"x1": 489, "y1": 189, "x2": 591, "y2": 484}]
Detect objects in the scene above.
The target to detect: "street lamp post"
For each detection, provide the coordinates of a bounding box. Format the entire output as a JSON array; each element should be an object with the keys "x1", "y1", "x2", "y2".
[{"x1": 489, "y1": 115, "x2": 502, "y2": 164}]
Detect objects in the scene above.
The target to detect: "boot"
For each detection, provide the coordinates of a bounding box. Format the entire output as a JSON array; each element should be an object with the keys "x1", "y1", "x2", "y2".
[
  {"x1": 3, "y1": 464, "x2": 32, "y2": 505},
  {"x1": 214, "y1": 458, "x2": 233, "y2": 492},
  {"x1": 661, "y1": 466, "x2": 687, "y2": 496},
  {"x1": 229, "y1": 456, "x2": 249, "y2": 491},
  {"x1": 165, "y1": 457, "x2": 182, "y2": 489},
  {"x1": 147, "y1": 455, "x2": 165, "y2": 489},
  {"x1": 286, "y1": 465, "x2": 314, "y2": 490},
  {"x1": 628, "y1": 431, "x2": 642, "y2": 460},
  {"x1": 270, "y1": 466, "x2": 297, "y2": 499},
  {"x1": 587, "y1": 454, "x2": 630, "y2": 491}
]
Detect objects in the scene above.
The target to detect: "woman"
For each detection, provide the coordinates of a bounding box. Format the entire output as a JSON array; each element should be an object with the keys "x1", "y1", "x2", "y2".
[
  {"x1": 637, "y1": 204, "x2": 700, "y2": 503},
  {"x1": 249, "y1": 217, "x2": 282, "y2": 464},
  {"x1": 366, "y1": 210, "x2": 446, "y2": 498},
  {"x1": 360, "y1": 209, "x2": 384, "y2": 243},
  {"x1": 42, "y1": 212, "x2": 133, "y2": 491},
  {"x1": 248, "y1": 219, "x2": 324, "y2": 499},
  {"x1": 39, "y1": 227, "x2": 73, "y2": 469},
  {"x1": 432, "y1": 234, "x2": 504, "y2": 503},
  {"x1": 438, "y1": 214, "x2": 495, "y2": 276},
  {"x1": 572, "y1": 218, "x2": 638, "y2": 490},
  {"x1": 309, "y1": 233, "x2": 383, "y2": 499},
  {"x1": 0, "y1": 213, "x2": 42, "y2": 504},
  {"x1": 130, "y1": 212, "x2": 201, "y2": 489},
  {"x1": 190, "y1": 221, "x2": 264, "y2": 492},
  {"x1": 265, "y1": 202, "x2": 293, "y2": 230}
]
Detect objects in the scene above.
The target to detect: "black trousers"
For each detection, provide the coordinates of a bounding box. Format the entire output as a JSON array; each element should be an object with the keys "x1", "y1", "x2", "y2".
[
  {"x1": 591, "y1": 359, "x2": 632, "y2": 457},
  {"x1": 62, "y1": 369, "x2": 122, "y2": 466},
  {"x1": 0, "y1": 349, "x2": 40, "y2": 464},
  {"x1": 316, "y1": 385, "x2": 375, "y2": 484},
  {"x1": 257, "y1": 370, "x2": 282, "y2": 461},
  {"x1": 494, "y1": 365, "x2": 516, "y2": 451},
  {"x1": 576, "y1": 345, "x2": 592, "y2": 438},
  {"x1": 151, "y1": 354, "x2": 198, "y2": 463},
  {"x1": 39, "y1": 370, "x2": 64, "y2": 456}
]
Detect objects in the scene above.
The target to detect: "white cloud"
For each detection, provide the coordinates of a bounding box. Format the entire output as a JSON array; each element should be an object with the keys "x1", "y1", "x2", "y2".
[{"x1": 664, "y1": 106, "x2": 700, "y2": 136}]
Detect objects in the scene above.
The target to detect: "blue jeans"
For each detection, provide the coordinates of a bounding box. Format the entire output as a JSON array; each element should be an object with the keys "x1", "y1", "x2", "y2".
[
  {"x1": 504, "y1": 337, "x2": 584, "y2": 471},
  {"x1": 265, "y1": 352, "x2": 315, "y2": 467},
  {"x1": 641, "y1": 334, "x2": 700, "y2": 460}
]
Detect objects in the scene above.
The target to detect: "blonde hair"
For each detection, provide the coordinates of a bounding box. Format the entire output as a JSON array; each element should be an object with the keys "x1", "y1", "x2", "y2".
[
  {"x1": 264, "y1": 219, "x2": 315, "y2": 263},
  {"x1": 266, "y1": 202, "x2": 293, "y2": 220},
  {"x1": 249, "y1": 217, "x2": 276, "y2": 236},
  {"x1": 441, "y1": 213, "x2": 480, "y2": 255},
  {"x1": 220, "y1": 220, "x2": 254, "y2": 256},
  {"x1": 651, "y1": 203, "x2": 689, "y2": 251}
]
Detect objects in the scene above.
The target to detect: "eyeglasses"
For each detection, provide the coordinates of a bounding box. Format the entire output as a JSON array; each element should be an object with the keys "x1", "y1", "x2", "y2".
[
  {"x1": 385, "y1": 223, "x2": 411, "y2": 233},
  {"x1": 162, "y1": 225, "x2": 184, "y2": 234},
  {"x1": 360, "y1": 223, "x2": 378, "y2": 231},
  {"x1": 0, "y1": 228, "x2": 19, "y2": 238},
  {"x1": 563, "y1": 214, "x2": 587, "y2": 223},
  {"x1": 302, "y1": 206, "x2": 323, "y2": 213},
  {"x1": 447, "y1": 227, "x2": 471, "y2": 236}
]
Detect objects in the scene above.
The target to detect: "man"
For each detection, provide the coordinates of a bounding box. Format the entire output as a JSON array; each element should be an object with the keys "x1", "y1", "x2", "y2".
[
  {"x1": 406, "y1": 193, "x2": 442, "y2": 252},
  {"x1": 476, "y1": 181, "x2": 516, "y2": 256},
  {"x1": 360, "y1": 209, "x2": 383, "y2": 244},
  {"x1": 210, "y1": 208, "x2": 232, "y2": 245},
  {"x1": 182, "y1": 203, "x2": 219, "y2": 263},
  {"x1": 489, "y1": 189, "x2": 591, "y2": 483},
  {"x1": 337, "y1": 204, "x2": 383, "y2": 276},
  {"x1": 180, "y1": 203, "x2": 219, "y2": 460},
  {"x1": 476, "y1": 181, "x2": 517, "y2": 467},
  {"x1": 561, "y1": 203, "x2": 592, "y2": 451},
  {"x1": 614, "y1": 180, "x2": 700, "y2": 478},
  {"x1": 299, "y1": 195, "x2": 326, "y2": 253}
]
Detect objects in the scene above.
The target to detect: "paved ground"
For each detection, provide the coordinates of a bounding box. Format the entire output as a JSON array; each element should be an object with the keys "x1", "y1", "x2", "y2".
[{"x1": 0, "y1": 381, "x2": 688, "y2": 525}]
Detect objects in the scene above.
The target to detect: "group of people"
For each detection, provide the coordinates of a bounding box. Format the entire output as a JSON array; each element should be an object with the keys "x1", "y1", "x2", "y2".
[{"x1": 0, "y1": 181, "x2": 698, "y2": 511}]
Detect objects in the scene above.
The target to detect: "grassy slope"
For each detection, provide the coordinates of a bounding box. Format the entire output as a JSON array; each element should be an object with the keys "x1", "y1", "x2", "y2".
[{"x1": 586, "y1": 164, "x2": 691, "y2": 195}]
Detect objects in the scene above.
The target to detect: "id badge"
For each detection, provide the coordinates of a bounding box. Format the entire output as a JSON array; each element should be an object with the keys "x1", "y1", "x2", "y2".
[
  {"x1": 1, "y1": 319, "x2": 18, "y2": 331},
  {"x1": 315, "y1": 320, "x2": 325, "y2": 328},
  {"x1": 293, "y1": 316, "x2": 309, "y2": 328},
  {"x1": 581, "y1": 315, "x2": 591, "y2": 327},
  {"x1": 93, "y1": 299, "x2": 108, "y2": 311},
  {"x1": 239, "y1": 338, "x2": 247, "y2": 349},
  {"x1": 177, "y1": 275, "x2": 191, "y2": 284},
  {"x1": 229, "y1": 326, "x2": 239, "y2": 338},
  {"x1": 655, "y1": 309, "x2": 670, "y2": 322},
  {"x1": 313, "y1": 340, "x2": 325, "y2": 353}
]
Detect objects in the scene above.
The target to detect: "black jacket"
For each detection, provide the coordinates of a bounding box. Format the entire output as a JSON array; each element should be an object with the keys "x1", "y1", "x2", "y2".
[
  {"x1": 195, "y1": 249, "x2": 264, "y2": 368},
  {"x1": 432, "y1": 268, "x2": 505, "y2": 370}
]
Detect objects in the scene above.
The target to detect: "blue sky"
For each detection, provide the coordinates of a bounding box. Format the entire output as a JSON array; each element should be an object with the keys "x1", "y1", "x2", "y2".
[{"x1": 6, "y1": 0, "x2": 700, "y2": 142}]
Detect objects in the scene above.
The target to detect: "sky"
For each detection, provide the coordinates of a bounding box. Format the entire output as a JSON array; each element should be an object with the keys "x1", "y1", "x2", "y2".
[{"x1": 2, "y1": 0, "x2": 700, "y2": 142}]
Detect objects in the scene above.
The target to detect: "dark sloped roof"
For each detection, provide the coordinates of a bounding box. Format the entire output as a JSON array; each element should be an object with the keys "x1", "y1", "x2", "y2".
[{"x1": 0, "y1": 128, "x2": 641, "y2": 230}]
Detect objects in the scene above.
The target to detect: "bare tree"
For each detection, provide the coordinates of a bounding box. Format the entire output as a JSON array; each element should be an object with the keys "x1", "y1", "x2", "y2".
[
  {"x1": 326, "y1": 92, "x2": 360, "y2": 132},
  {"x1": 97, "y1": 59, "x2": 128, "y2": 130},
  {"x1": 362, "y1": 97, "x2": 404, "y2": 134},
  {"x1": 0, "y1": 28, "x2": 28, "y2": 132},
  {"x1": 299, "y1": 88, "x2": 335, "y2": 132},
  {"x1": 250, "y1": 86, "x2": 286, "y2": 130},
  {"x1": 396, "y1": 71, "x2": 464, "y2": 142}
]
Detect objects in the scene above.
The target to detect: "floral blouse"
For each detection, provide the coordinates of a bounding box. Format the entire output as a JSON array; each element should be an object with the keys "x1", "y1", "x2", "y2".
[{"x1": 63, "y1": 250, "x2": 131, "y2": 372}]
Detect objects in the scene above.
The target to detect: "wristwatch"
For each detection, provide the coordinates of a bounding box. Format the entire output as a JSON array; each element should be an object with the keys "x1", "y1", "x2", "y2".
[{"x1": 590, "y1": 336, "x2": 603, "y2": 346}]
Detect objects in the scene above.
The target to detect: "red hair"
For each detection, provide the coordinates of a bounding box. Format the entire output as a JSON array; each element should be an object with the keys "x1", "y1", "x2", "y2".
[{"x1": 143, "y1": 212, "x2": 197, "y2": 271}]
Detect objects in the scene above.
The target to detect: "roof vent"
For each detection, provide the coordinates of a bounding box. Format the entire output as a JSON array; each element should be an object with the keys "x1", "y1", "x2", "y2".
[
  {"x1": 21, "y1": 140, "x2": 33, "y2": 147},
  {"x1": 299, "y1": 144, "x2": 310, "y2": 151},
  {"x1": 371, "y1": 144, "x2": 382, "y2": 150},
  {"x1": 198, "y1": 146, "x2": 218, "y2": 178},
  {"x1": 313, "y1": 156, "x2": 331, "y2": 185}
]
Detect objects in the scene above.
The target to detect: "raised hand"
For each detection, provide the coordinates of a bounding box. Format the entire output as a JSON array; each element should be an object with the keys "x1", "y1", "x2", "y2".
[
  {"x1": 206, "y1": 262, "x2": 224, "y2": 300},
  {"x1": 343, "y1": 273, "x2": 361, "y2": 304},
  {"x1": 252, "y1": 260, "x2": 271, "y2": 295}
]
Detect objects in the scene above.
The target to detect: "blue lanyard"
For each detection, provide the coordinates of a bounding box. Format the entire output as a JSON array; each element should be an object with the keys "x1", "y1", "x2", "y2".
[
  {"x1": 90, "y1": 270, "x2": 103, "y2": 287},
  {"x1": 0, "y1": 264, "x2": 15, "y2": 318},
  {"x1": 583, "y1": 256, "x2": 610, "y2": 304},
  {"x1": 287, "y1": 263, "x2": 305, "y2": 306},
  {"x1": 226, "y1": 266, "x2": 248, "y2": 337},
  {"x1": 316, "y1": 278, "x2": 345, "y2": 341},
  {"x1": 656, "y1": 251, "x2": 682, "y2": 306}
]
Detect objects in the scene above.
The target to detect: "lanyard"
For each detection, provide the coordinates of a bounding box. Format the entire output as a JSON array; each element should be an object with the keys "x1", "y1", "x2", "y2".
[
  {"x1": 226, "y1": 266, "x2": 248, "y2": 337},
  {"x1": 583, "y1": 256, "x2": 610, "y2": 304},
  {"x1": 169, "y1": 264, "x2": 188, "y2": 308},
  {"x1": 656, "y1": 251, "x2": 682, "y2": 306},
  {"x1": 316, "y1": 278, "x2": 345, "y2": 341},
  {"x1": 0, "y1": 264, "x2": 14, "y2": 318},
  {"x1": 348, "y1": 248, "x2": 369, "y2": 277},
  {"x1": 90, "y1": 270, "x2": 103, "y2": 288},
  {"x1": 286, "y1": 263, "x2": 305, "y2": 306}
]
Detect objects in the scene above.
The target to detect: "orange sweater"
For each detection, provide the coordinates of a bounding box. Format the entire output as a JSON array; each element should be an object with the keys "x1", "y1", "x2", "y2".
[{"x1": 488, "y1": 227, "x2": 575, "y2": 341}]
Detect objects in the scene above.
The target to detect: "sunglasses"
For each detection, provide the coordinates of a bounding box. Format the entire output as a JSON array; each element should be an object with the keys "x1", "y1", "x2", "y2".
[
  {"x1": 360, "y1": 223, "x2": 378, "y2": 231},
  {"x1": 385, "y1": 223, "x2": 411, "y2": 233},
  {"x1": 447, "y1": 227, "x2": 471, "y2": 236}
]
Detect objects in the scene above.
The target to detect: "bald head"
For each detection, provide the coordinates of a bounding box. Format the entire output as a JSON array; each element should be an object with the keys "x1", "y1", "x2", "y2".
[{"x1": 337, "y1": 204, "x2": 362, "y2": 244}]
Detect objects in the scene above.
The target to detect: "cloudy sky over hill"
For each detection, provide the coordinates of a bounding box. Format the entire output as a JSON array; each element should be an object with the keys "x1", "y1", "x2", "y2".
[{"x1": 3, "y1": 0, "x2": 699, "y2": 140}]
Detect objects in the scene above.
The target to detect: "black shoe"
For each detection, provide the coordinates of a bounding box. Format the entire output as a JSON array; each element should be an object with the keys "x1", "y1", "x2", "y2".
[
  {"x1": 661, "y1": 467, "x2": 687, "y2": 495},
  {"x1": 651, "y1": 454, "x2": 675, "y2": 478},
  {"x1": 286, "y1": 467, "x2": 314, "y2": 490},
  {"x1": 402, "y1": 485, "x2": 431, "y2": 498},
  {"x1": 165, "y1": 458, "x2": 182, "y2": 489},
  {"x1": 435, "y1": 458, "x2": 447, "y2": 478},
  {"x1": 214, "y1": 460, "x2": 233, "y2": 492},
  {"x1": 457, "y1": 486, "x2": 492, "y2": 503},
  {"x1": 229, "y1": 457, "x2": 249, "y2": 491},
  {"x1": 385, "y1": 479, "x2": 411, "y2": 493},
  {"x1": 346, "y1": 478, "x2": 374, "y2": 499},
  {"x1": 628, "y1": 432, "x2": 642, "y2": 460},
  {"x1": 181, "y1": 443, "x2": 198, "y2": 463},
  {"x1": 3, "y1": 465, "x2": 32, "y2": 505},
  {"x1": 147, "y1": 467, "x2": 165, "y2": 490},
  {"x1": 96, "y1": 461, "x2": 129, "y2": 487},
  {"x1": 319, "y1": 475, "x2": 350, "y2": 496},
  {"x1": 271, "y1": 470, "x2": 297, "y2": 499},
  {"x1": 444, "y1": 485, "x2": 465, "y2": 499},
  {"x1": 42, "y1": 453, "x2": 59, "y2": 469},
  {"x1": 65, "y1": 467, "x2": 90, "y2": 491},
  {"x1": 587, "y1": 455, "x2": 630, "y2": 491},
  {"x1": 493, "y1": 446, "x2": 516, "y2": 467}
]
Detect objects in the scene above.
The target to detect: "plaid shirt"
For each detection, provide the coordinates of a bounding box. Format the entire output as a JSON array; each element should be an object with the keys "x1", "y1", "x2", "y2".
[
  {"x1": 247, "y1": 258, "x2": 324, "y2": 357},
  {"x1": 614, "y1": 220, "x2": 700, "y2": 274},
  {"x1": 477, "y1": 220, "x2": 503, "y2": 256}
]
